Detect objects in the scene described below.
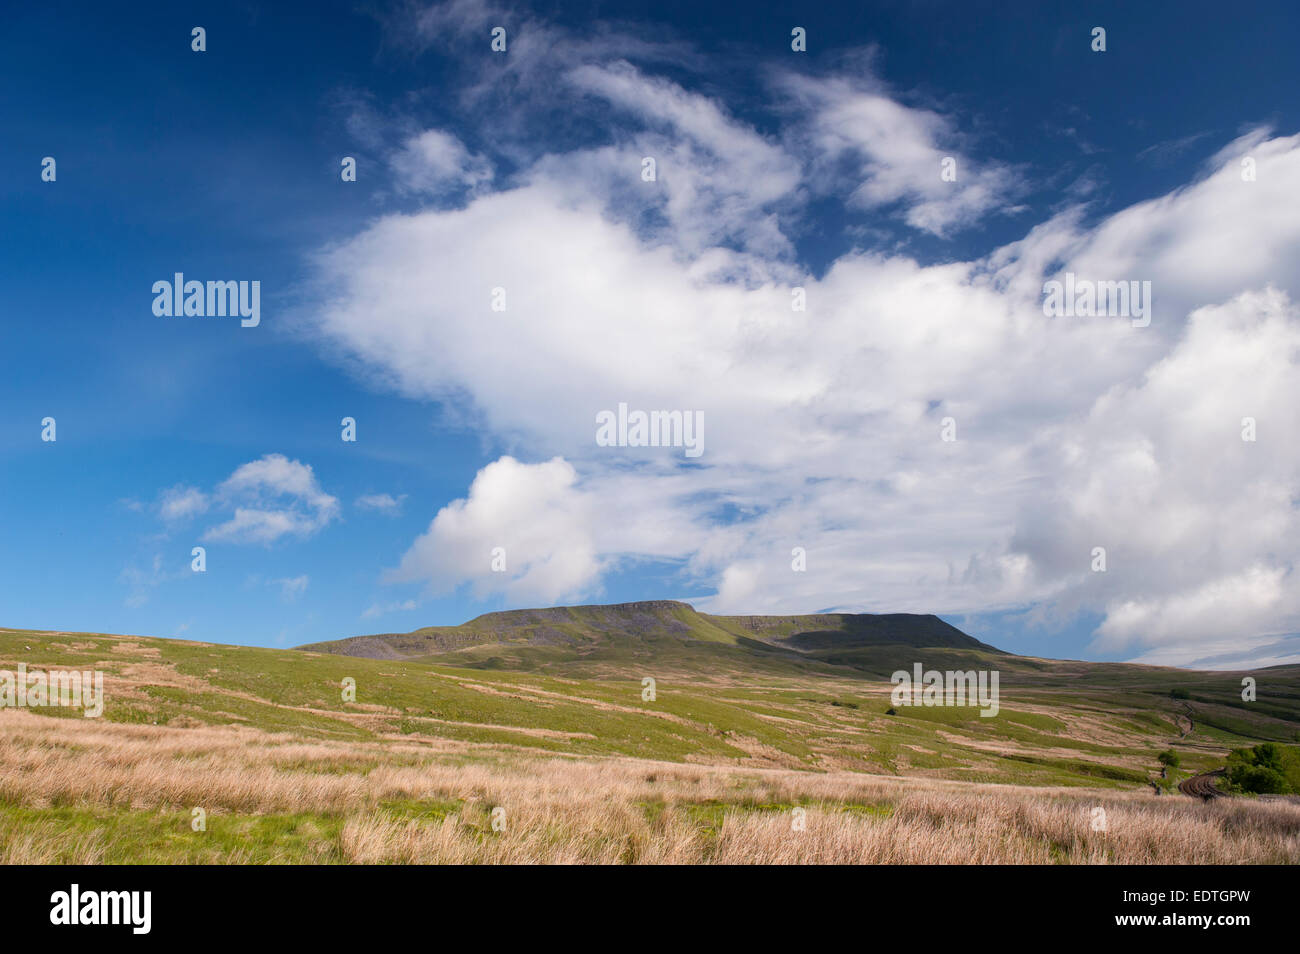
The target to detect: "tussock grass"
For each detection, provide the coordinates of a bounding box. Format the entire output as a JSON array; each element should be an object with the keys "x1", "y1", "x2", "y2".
[{"x1": 2, "y1": 709, "x2": 1297, "y2": 864}]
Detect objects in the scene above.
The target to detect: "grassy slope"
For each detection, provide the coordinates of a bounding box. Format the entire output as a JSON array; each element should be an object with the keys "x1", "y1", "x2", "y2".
[
  {"x1": 4, "y1": 621, "x2": 1300, "y2": 863},
  {"x1": 5, "y1": 620, "x2": 1299, "y2": 787}
]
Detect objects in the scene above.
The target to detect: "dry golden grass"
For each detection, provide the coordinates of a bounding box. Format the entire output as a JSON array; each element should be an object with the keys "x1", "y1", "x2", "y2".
[
  {"x1": 332, "y1": 789, "x2": 1300, "y2": 865},
  {"x1": 2, "y1": 709, "x2": 1297, "y2": 864}
]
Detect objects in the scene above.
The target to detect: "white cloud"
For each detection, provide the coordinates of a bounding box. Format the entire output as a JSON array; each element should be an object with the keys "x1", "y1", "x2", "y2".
[
  {"x1": 306, "y1": 12, "x2": 1300, "y2": 667},
  {"x1": 780, "y1": 71, "x2": 1021, "y2": 236},
  {"x1": 356, "y1": 493, "x2": 407, "y2": 515},
  {"x1": 361, "y1": 599, "x2": 419, "y2": 620},
  {"x1": 1027, "y1": 288, "x2": 1300, "y2": 663},
  {"x1": 196, "y1": 454, "x2": 340, "y2": 545},
  {"x1": 388, "y1": 456, "x2": 600, "y2": 603},
  {"x1": 390, "y1": 129, "x2": 492, "y2": 196},
  {"x1": 563, "y1": 61, "x2": 802, "y2": 255},
  {"x1": 158, "y1": 485, "x2": 210, "y2": 522},
  {"x1": 271, "y1": 575, "x2": 310, "y2": 601}
]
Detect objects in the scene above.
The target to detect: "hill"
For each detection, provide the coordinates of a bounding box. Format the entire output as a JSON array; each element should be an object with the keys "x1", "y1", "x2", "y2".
[
  {"x1": 299, "y1": 600, "x2": 1008, "y2": 677},
  {"x1": 2, "y1": 614, "x2": 1299, "y2": 862}
]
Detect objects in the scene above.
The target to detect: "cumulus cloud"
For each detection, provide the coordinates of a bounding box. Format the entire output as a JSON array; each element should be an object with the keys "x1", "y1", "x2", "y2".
[
  {"x1": 306, "y1": 5, "x2": 1300, "y2": 666},
  {"x1": 387, "y1": 456, "x2": 600, "y2": 603},
  {"x1": 192, "y1": 454, "x2": 340, "y2": 545},
  {"x1": 1033, "y1": 289, "x2": 1300, "y2": 662}
]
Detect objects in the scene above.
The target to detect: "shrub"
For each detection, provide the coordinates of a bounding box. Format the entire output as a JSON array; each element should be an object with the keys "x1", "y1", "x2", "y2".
[
  {"x1": 1225, "y1": 742, "x2": 1297, "y2": 794},
  {"x1": 1236, "y1": 765, "x2": 1288, "y2": 794}
]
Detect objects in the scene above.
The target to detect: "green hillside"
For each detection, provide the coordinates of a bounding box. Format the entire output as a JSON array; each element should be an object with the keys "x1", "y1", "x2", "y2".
[
  {"x1": 300, "y1": 600, "x2": 1010, "y2": 678},
  {"x1": 4, "y1": 616, "x2": 1300, "y2": 863},
  {"x1": 4, "y1": 607, "x2": 1298, "y2": 789}
]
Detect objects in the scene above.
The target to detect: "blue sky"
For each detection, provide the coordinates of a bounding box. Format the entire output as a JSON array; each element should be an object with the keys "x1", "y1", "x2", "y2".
[{"x1": 3, "y1": 1, "x2": 1300, "y2": 666}]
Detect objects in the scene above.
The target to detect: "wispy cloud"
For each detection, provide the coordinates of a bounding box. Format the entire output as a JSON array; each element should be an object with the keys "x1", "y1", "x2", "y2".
[
  {"x1": 119, "y1": 553, "x2": 188, "y2": 608},
  {"x1": 390, "y1": 130, "x2": 492, "y2": 196},
  {"x1": 158, "y1": 485, "x2": 210, "y2": 522},
  {"x1": 780, "y1": 69, "x2": 1023, "y2": 236},
  {"x1": 270, "y1": 575, "x2": 310, "y2": 601},
  {"x1": 356, "y1": 492, "x2": 407, "y2": 515},
  {"x1": 1136, "y1": 131, "x2": 1214, "y2": 167},
  {"x1": 361, "y1": 599, "x2": 419, "y2": 620}
]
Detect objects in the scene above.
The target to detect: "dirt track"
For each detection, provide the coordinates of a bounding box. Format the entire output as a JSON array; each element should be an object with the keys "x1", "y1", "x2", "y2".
[{"x1": 1179, "y1": 769, "x2": 1228, "y2": 800}]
